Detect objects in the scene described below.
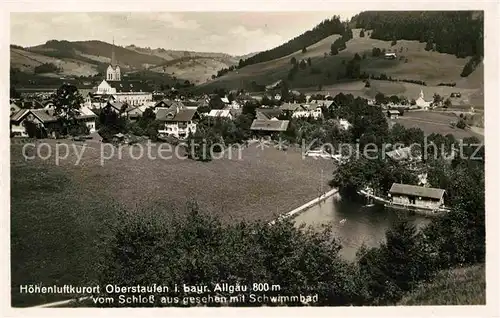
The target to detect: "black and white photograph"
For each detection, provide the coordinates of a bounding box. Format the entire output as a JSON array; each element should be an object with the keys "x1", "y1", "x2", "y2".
[{"x1": 2, "y1": 1, "x2": 498, "y2": 315}]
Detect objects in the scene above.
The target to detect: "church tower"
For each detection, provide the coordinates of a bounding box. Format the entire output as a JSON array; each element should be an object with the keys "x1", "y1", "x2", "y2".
[{"x1": 106, "y1": 37, "x2": 121, "y2": 81}]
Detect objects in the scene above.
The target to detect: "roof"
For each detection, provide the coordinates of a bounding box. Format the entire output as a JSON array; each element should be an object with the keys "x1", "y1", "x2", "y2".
[
  {"x1": 389, "y1": 183, "x2": 445, "y2": 200},
  {"x1": 156, "y1": 107, "x2": 197, "y2": 122},
  {"x1": 255, "y1": 108, "x2": 282, "y2": 120},
  {"x1": 265, "y1": 79, "x2": 283, "y2": 90},
  {"x1": 31, "y1": 109, "x2": 58, "y2": 123},
  {"x1": 250, "y1": 119, "x2": 289, "y2": 132},
  {"x1": 221, "y1": 97, "x2": 230, "y2": 104},
  {"x1": 154, "y1": 99, "x2": 185, "y2": 109},
  {"x1": 388, "y1": 110, "x2": 400, "y2": 114},
  {"x1": 280, "y1": 103, "x2": 304, "y2": 111},
  {"x1": 312, "y1": 100, "x2": 334, "y2": 108},
  {"x1": 207, "y1": 109, "x2": 232, "y2": 117},
  {"x1": 385, "y1": 147, "x2": 419, "y2": 161},
  {"x1": 108, "y1": 81, "x2": 153, "y2": 93},
  {"x1": 10, "y1": 109, "x2": 29, "y2": 122}
]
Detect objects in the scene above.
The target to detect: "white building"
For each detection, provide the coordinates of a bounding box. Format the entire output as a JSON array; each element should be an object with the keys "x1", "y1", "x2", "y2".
[
  {"x1": 96, "y1": 80, "x2": 152, "y2": 106},
  {"x1": 415, "y1": 89, "x2": 431, "y2": 110},
  {"x1": 280, "y1": 103, "x2": 323, "y2": 119},
  {"x1": 156, "y1": 105, "x2": 198, "y2": 139}
]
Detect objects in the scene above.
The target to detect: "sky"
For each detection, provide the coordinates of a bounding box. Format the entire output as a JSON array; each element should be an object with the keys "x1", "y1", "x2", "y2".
[{"x1": 10, "y1": 12, "x2": 358, "y2": 56}]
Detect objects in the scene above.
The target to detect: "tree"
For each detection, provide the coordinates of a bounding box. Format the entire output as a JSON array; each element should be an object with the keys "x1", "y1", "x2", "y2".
[
  {"x1": 456, "y1": 118, "x2": 467, "y2": 129},
  {"x1": 330, "y1": 45, "x2": 339, "y2": 56},
  {"x1": 307, "y1": 57, "x2": 312, "y2": 66},
  {"x1": 375, "y1": 92, "x2": 387, "y2": 105},
  {"x1": 371, "y1": 47, "x2": 382, "y2": 57},
  {"x1": 425, "y1": 41, "x2": 434, "y2": 51},
  {"x1": 358, "y1": 218, "x2": 433, "y2": 304},
  {"x1": 290, "y1": 57, "x2": 297, "y2": 65},
  {"x1": 360, "y1": 29, "x2": 365, "y2": 37},
  {"x1": 52, "y1": 83, "x2": 84, "y2": 135},
  {"x1": 299, "y1": 60, "x2": 307, "y2": 70},
  {"x1": 98, "y1": 204, "x2": 365, "y2": 306},
  {"x1": 444, "y1": 98, "x2": 452, "y2": 108},
  {"x1": 432, "y1": 93, "x2": 443, "y2": 106},
  {"x1": 302, "y1": 47, "x2": 307, "y2": 53},
  {"x1": 364, "y1": 80, "x2": 371, "y2": 88}
]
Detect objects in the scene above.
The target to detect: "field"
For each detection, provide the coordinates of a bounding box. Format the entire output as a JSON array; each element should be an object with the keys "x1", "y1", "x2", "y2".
[
  {"x1": 393, "y1": 111, "x2": 484, "y2": 140},
  {"x1": 399, "y1": 264, "x2": 485, "y2": 305},
  {"x1": 10, "y1": 139, "x2": 333, "y2": 306},
  {"x1": 200, "y1": 29, "x2": 483, "y2": 94},
  {"x1": 10, "y1": 48, "x2": 99, "y2": 76}
]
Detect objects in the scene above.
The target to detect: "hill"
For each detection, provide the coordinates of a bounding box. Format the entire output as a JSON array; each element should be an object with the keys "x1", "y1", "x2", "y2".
[
  {"x1": 11, "y1": 47, "x2": 99, "y2": 77},
  {"x1": 398, "y1": 264, "x2": 485, "y2": 305},
  {"x1": 11, "y1": 40, "x2": 249, "y2": 84},
  {"x1": 125, "y1": 45, "x2": 258, "y2": 84},
  {"x1": 199, "y1": 28, "x2": 483, "y2": 104}
]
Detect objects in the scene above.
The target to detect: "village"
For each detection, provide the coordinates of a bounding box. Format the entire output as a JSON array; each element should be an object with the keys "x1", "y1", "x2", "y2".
[
  {"x1": 10, "y1": 43, "x2": 483, "y2": 217},
  {"x1": 8, "y1": 10, "x2": 487, "y2": 310}
]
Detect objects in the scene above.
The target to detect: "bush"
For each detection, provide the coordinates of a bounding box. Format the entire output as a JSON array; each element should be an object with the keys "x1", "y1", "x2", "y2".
[
  {"x1": 461, "y1": 55, "x2": 482, "y2": 77},
  {"x1": 97, "y1": 204, "x2": 365, "y2": 307},
  {"x1": 34, "y1": 63, "x2": 61, "y2": 74},
  {"x1": 456, "y1": 119, "x2": 467, "y2": 129}
]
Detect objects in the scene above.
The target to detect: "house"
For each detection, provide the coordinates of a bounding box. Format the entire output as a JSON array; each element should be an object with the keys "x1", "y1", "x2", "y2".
[
  {"x1": 154, "y1": 99, "x2": 185, "y2": 110},
  {"x1": 127, "y1": 107, "x2": 144, "y2": 122},
  {"x1": 384, "y1": 52, "x2": 397, "y2": 59},
  {"x1": 156, "y1": 106, "x2": 198, "y2": 139},
  {"x1": 386, "y1": 146, "x2": 422, "y2": 161},
  {"x1": 105, "y1": 101, "x2": 136, "y2": 115},
  {"x1": 311, "y1": 100, "x2": 334, "y2": 109},
  {"x1": 10, "y1": 106, "x2": 97, "y2": 137},
  {"x1": 250, "y1": 119, "x2": 289, "y2": 136},
  {"x1": 338, "y1": 119, "x2": 352, "y2": 130},
  {"x1": 387, "y1": 109, "x2": 400, "y2": 119},
  {"x1": 388, "y1": 183, "x2": 446, "y2": 211},
  {"x1": 206, "y1": 109, "x2": 233, "y2": 120},
  {"x1": 415, "y1": 90, "x2": 431, "y2": 110}
]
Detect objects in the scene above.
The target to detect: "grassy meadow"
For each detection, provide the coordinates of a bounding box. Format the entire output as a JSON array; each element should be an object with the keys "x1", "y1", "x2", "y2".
[
  {"x1": 393, "y1": 111, "x2": 484, "y2": 140},
  {"x1": 200, "y1": 29, "x2": 483, "y2": 98},
  {"x1": 10, "y1": 140, "x2": 334, "y2": 306},
  {"x1": 399, "y1": 264, "x2": 486, "y2": 305}
]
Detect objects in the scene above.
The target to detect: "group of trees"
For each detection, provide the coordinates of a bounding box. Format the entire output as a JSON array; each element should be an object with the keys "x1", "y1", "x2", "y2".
[
  {"x1": 330, "y1": 37, "x2": 347, "y2": 56},
  {"x1": 34, "y1": 63, "x2": 62, "y2": 74},
  {"x1": 352, "y1": 11, "x2": 484, "y2": 78},
  {"x1": 238, "y1": 17, "x2": 349, "y2": 68},
  {"x1": 353, "y1": 11, "x2": 483, "y2": 58}
]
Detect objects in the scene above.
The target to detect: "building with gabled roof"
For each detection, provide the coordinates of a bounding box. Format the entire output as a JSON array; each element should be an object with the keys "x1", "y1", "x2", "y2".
[
  {"x1": 388, "y1": 183, "x2": 446, "y2": 212},
  {"x1": 156, "y1": 105, "x2": 199, "y2": 140},
  {"x1": 10, "y1": 106, "x2": 97, "y2": 137},
  {"x1": 207, "y1": 109, "x2": 233, "y2": 119}
]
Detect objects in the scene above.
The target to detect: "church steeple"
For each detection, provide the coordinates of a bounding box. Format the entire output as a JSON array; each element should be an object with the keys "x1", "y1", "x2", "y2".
[
  {"x1": 106, "y1": 37, "x2": 121, "y2": 82},
  {"x1": 111, "y1": 37, "x2": 116, "y2": 67}
]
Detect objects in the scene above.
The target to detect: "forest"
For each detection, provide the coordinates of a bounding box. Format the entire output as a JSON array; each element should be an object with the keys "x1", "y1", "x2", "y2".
[
  {"x1": 352, "y1": 11, "x2": 483, "y2": 58},
  {"x1": 238, "y1": 16, "x2": 349, "y2": 68}
]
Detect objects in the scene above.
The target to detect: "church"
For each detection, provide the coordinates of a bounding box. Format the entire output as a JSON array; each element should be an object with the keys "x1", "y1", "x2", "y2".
[
  {"x1": 106, "y1": 40, "x2": 121, "y2": 81},
  {"x1": 93, "y1": 39, "x2": 153, "y2": 107},
  {"x1": 415, "y1": 89, "x2": 431, "y2": 110}
]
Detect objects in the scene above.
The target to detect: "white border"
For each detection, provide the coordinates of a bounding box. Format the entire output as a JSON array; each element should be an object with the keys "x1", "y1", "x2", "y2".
[{"x1": 1, "y1": 1, "x2": 499, "y2": 317}]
